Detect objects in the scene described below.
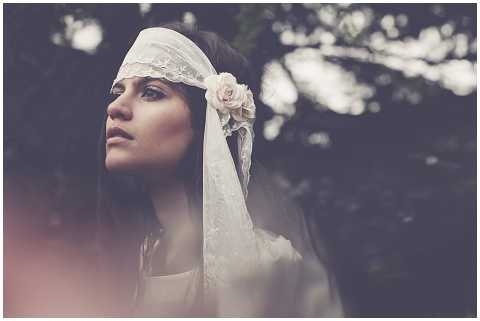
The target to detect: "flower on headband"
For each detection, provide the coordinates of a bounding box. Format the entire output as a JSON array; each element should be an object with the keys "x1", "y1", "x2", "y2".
[
  {"x1": 204, "y1": 73, "x2": 256, "y2": 122},
  {"x1": 232, "y1": 88, "x2": 255, "y2": 122}
]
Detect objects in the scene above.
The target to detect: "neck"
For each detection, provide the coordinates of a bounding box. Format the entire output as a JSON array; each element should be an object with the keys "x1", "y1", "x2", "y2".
[
  {"x1": 148, "y1": 177, "x2": 193, "y2": 232},
  {"x1": 147, "y1": 176, "x2": 201, "y2": 274}
]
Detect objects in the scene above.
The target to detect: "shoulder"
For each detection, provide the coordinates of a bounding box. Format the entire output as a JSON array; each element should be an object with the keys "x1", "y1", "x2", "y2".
[{"x1": 254, "y1": 228, "x2": 302, "y2": 266}]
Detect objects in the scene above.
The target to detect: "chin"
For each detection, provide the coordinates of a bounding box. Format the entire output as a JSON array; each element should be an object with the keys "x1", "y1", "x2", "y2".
[
  {"x1": 105, "y1": 154, "x2": 138, "y2": 173},
  {"x1": 105, "y1": 154, "x2": 175, "y2": 177}
]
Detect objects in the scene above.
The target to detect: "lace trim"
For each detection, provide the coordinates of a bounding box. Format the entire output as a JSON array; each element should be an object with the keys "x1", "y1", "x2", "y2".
[{"x1": 112, "y1": 62, "x2": 205, "y2": 92}]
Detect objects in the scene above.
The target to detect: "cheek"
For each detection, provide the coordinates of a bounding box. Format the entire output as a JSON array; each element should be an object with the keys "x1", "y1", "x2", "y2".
[{"x1": 139, "y1": 105, "x2": 194, "y2": 169}]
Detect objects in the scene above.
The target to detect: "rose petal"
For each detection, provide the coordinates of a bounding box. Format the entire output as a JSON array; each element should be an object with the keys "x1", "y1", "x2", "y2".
[{"x1": 219, "y1": 72, "x2": 237, "y2": 84}]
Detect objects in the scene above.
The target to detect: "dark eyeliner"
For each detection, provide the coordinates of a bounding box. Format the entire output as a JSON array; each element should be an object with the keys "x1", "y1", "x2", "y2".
[
  {"x1": 142, "y1": 86, "x2": 165, "y2": 100},
  {"x1": 108, "y1": 90, "x2": 121, "y2": 101}
]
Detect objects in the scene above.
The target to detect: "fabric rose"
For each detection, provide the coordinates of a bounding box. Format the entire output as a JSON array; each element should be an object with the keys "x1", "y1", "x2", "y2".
[
  {"x1": 205, "y1": 72, "x2": 256, "y2": 123},
  {"x1": 204, "y1": 73, "x2": 246, "y2": 114}
]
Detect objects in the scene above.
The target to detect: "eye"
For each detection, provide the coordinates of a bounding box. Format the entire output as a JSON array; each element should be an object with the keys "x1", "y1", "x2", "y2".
[
  {"x1": 108, "y1": 88, "x2": 123, "y2": 101},
  {"x1": 142, "y1": 86, "x2": 166, "y2": 101}
]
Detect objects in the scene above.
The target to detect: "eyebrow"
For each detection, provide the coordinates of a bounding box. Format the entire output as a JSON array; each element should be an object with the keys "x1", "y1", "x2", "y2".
[{"x1": 112, "y1": 77, "x2": 169, "y2": 92}]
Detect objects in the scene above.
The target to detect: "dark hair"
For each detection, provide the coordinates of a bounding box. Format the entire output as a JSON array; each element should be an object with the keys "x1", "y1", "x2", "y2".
[{"x1": 95, "y1": 22, "x2": 259, "y2": 316}]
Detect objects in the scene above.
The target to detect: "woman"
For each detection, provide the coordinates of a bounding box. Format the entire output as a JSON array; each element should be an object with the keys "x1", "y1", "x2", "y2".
[{"x1": 96, "y1": 22, "x2": 343, "y2": 317}]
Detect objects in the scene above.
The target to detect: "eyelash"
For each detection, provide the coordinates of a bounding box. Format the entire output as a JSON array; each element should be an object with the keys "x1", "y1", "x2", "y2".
[
  {"x1": 142, "y1": 86, "x2": 165, "y2": 100},
  {"x1": 109, "y1": 86, "x2": 166, "y2": 101}
]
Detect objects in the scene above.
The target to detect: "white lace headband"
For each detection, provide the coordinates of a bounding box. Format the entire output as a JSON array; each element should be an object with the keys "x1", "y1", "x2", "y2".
[{"x1": 111, "y1": 27, "x2": 259, "y2": 306}]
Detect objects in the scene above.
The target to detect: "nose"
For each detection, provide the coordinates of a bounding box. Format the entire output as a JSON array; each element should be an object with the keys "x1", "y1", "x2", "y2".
[{"x1": 107, "y1": 95, "x2": 133, "y2": 121}]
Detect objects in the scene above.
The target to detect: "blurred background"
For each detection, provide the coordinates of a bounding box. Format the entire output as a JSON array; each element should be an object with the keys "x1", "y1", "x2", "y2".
[{"x1": 4, "y1": 3, "x2": 476, "y2": 317}]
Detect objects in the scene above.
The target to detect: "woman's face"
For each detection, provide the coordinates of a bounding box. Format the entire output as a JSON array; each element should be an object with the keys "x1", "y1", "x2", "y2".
[{"x1": 105, "y1": 77, "x2": 194, "y2": 178}]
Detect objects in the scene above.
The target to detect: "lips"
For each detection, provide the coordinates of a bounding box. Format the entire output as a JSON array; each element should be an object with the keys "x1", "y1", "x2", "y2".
[{"x1": 106, "y1": 126, "x2": 133, "y2": 140}]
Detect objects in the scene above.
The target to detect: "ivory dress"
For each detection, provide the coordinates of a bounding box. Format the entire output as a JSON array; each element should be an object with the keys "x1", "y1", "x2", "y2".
[
  {"x1": 133, "y1": 268, "x2": 199, "y2": 317},
  {"x1": 133, "y1": 228, "x2": 343, "y2": 317}
]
